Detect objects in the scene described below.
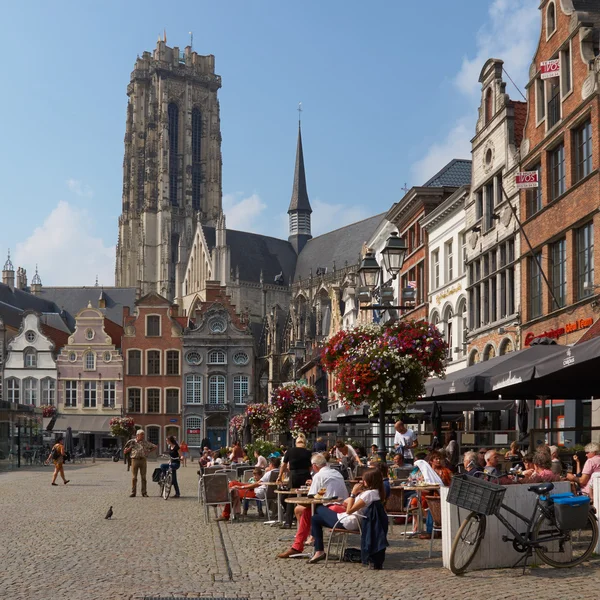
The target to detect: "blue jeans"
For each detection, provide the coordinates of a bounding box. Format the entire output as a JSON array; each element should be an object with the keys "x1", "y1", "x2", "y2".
[
  {"x1": 311, "y1": 505, "x2": 347, "y2": 552},
  {"x1": 160, "y1": 463, "x2": 180, "y2": 496}
]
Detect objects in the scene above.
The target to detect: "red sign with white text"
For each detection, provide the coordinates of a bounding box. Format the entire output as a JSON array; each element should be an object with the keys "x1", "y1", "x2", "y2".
[
  {"x1": 516, "y1": 171, "x2": 539, "y2": 189},
  {"x1": 541, "y1": 59, "x2": 560, "y2": 79}
]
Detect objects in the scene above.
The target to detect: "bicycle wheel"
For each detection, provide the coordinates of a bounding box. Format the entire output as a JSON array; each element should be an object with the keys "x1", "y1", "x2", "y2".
[
  {"x1": 162, "y1": 472, "x2": 172, "y2": 500},
  {"x1": 449, "y1": 512, "x2": 487, "y2": 575},
  {"x1": 534, "y1": 511, "x2": 598, "y2": 568}
]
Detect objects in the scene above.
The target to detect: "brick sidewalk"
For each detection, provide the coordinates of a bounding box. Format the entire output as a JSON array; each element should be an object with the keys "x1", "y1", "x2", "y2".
[{"x1": 1, "y1": 461, "x2": 598, "y2": 600}]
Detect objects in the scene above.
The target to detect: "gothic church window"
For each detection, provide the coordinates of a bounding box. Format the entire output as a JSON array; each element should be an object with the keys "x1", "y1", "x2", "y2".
[
  {"x1": 192, "y1": 108, "x2": 202, "y2": 211},
  {"x1": 168, "y1": 103, "x2": 179, "y2": 206}
]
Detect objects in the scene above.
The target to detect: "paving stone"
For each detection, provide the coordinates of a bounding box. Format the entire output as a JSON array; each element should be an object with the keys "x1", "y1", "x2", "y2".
[{"x1": 1, "y1": 460, "x2": 599, "y2": 600}]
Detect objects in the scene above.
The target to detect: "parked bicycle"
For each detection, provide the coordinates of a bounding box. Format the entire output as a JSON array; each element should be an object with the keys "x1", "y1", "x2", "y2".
[
  {"x1": 154, "y1": 454, "x2": 175, "y2": 500},
  {"x1": 448, "y1": 475, "x2": 598, "y2": 575}
]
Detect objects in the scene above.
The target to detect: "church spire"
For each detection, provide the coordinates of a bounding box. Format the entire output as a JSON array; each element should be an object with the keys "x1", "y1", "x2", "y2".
[{"x1": 288, "y1": 114, "x2": 312, "y2": 255}]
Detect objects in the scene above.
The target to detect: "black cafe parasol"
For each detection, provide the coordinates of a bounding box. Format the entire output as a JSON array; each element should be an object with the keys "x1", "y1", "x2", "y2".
[{"x1": 516, "y1": 400, "x2": 529, "y2": 441}]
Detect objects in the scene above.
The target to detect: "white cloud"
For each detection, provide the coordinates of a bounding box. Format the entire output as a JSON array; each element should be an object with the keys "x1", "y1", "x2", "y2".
[
  {"x1": 411, "y1": 0, "x2": 538, "y2": 182},
  {"x1": 311, "y1": 199, "x2": 370, "y2": 237},
  {"x1": 222, "y1": 192, "x2": 267, "y2": 232},
  {"x1": 411, "y1": 119, "x2": 472, "y2": 186},
  {"x1": 14, "y1": 201, "x2": 114, "y2": 286},
  {"x1": 66, "y1": 178, "x2": 93, "y2": 198},
  {"x1": 454, "y1": 0, "x2": 538, "y2": 97}
]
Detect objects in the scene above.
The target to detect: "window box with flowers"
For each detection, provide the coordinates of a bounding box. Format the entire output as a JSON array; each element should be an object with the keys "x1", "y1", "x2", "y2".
[{"x1": 41, "y1": 405, "x2": 57, "y2": 418}]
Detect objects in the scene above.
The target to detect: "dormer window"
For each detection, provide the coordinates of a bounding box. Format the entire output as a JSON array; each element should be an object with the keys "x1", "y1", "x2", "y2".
[{"x1": 546, "y1": 2, "x2": 556, "y2": 39}]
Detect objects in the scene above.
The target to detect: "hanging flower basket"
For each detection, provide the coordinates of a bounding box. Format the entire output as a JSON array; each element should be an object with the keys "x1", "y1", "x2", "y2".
[
  {"x1": 321, "y1": 320, "x2": 446, "y2": 414},
  {"x1": 270, "y1": 383, "x2": 321, "y2": 436},
  {"x1": 109, "y1": 416, "x2": 136, "y2": 439},
  {"x1": 229, "y1": 414, "x2": 245, "y2": 438},
  {"x1": 245, "y1": 403, "x2": 272, "y2": 441},
  {"x1": 41, "y1": 405, "x2": 56, "y2": 418}
]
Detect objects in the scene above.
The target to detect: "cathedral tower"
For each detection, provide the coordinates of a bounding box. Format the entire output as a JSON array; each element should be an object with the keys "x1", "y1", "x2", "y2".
[
  {"x1": 115, "y1": 39, "x2": 223, "y2": 299},
  {"x1": 287, "y1": 123, "x2": 312, "y2": 254}
]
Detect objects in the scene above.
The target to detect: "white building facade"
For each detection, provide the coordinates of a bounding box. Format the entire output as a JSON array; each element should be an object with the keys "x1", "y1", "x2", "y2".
[
  {"x1": 4, "y1": 312, "x2": 58, "y2": 407},
  {"x1": 421, "y1": 187, "x2": 470, "y2": 373}
]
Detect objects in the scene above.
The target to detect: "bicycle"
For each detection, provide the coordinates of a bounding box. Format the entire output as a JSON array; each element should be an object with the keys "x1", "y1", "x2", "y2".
[
  {"x1": 448, "y1": 475, "x2": 598, "y2": 575},
  {"x1": 156, "y1": 455, "x2": 175, "y2": 500}
]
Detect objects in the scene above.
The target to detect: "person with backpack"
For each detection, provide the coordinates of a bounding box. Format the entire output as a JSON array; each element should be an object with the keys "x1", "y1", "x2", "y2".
[{"x1": 46, "y1": 436, "x2": 70, "y2": 486}]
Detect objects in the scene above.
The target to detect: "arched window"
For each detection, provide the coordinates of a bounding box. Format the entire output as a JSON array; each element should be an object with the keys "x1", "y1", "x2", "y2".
[
  {"x1": 186, "y1": 375, "x2": 203, "y2": 404},
  {"x1": 484, "y1": 88, "x2": 493, "y2": 124},
  {"x1": 468, "y1": 349, "x2": 479, "y2": 367},
  {"x1": 547, "y1": 2, "x2": 556, "y2": 37},
  {"x1": 24, "y1": 348, "x2": 37, "y2": 368},
  {"x1": 186, "y1": 415, "x2": 203, "y2": 446},
  {"x1": 483, "y1": 344, "x2": 496, "y2": 361},
  {"x1": 430, "y1": 311, "x2": 441, "y2": 330},
  {"x1": 499, "y1": 337, "x2": 514, "y2": 356},
  {"x1": 168, "y1": 102, "x2": 179, "y2": 206},
  {"x1": 444, "y1": 307, "x2": 454, "y2": 360},
  {"x1": 171, "y1": 233, "x2": 180, "y2": 265},
  {"x1": 23, "y1": 377, "x2": 38, "y2": 405},
  {"x1": 208, "y1": 375, "x2": 226, "y2": 404},
  {"x1": 41, "y1": 378, "x2": 56, "y2": 405},
  {"x1": 192, "y1": 108, "x2": 202, "y2": 211},
  {"x1": 208, "y1": 349, "x2": 226, "y2": 364},
  {"x1": 146, "y1": 426, "x2": 160, "y2": 448},
  {"x1": 6, "y1": 378, "x2": 19, "y2": 403}
]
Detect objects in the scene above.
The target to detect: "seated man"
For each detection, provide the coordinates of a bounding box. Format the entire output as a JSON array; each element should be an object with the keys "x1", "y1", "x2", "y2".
[
  {"x1": 462, "y1": 451, "x2": 480, "y2": 476},
  {"x1": 483, "y1": 450, "x2": 514, "y2": 485},
  {"x1": 277, "y1": 453, "x2": 348, "y2": 558},
  {"x1": 216, "y1": 458, "x2": 280, "y2": 521},
  {"x1": 567, "y1": 442, "x2": 600, "y2": 496}
]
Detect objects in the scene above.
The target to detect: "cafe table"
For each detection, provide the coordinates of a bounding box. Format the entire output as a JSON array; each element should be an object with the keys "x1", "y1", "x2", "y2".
[
  {"x1": 285, "y1": 495, "x2": 336, "y2": 516},
  {"x1": 274, "y1": 489, "x2": 299, "y2": 524},
  {"x1": 398, "y1": 484, "x2": 440, "y2": 535}
]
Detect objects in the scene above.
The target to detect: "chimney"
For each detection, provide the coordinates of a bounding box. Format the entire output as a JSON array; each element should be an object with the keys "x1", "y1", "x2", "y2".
[
  {"x1": 2, "y1": 250, "x2": 15, "y2": 289},
  {"x1": 16, "y1": 267, "x2": 27, "y2": 291}
]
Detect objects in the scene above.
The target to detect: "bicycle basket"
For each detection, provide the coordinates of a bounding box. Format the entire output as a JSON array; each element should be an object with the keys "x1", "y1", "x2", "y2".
[
  {"x1": 552, "y1": 495, "x2": 590, "y2": 530},
  {"x1": 152, "y1": 468, "x2": 162, "y2": 483},
  {"x1": 447, "y1": 474, "x2": 506, "y2": 516}
]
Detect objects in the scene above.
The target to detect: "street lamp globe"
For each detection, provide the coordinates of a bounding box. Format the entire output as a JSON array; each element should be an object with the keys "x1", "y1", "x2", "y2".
[
  {"x1": 381, "y1": 232, "x2": 407, "y2": 279},
  {"x1": 357, "y1": 250, "x2": 380, "y2": 290}
]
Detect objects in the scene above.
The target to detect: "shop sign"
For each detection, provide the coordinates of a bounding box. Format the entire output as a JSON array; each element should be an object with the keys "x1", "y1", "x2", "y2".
[
  {"x1": 524, "y1": 316, "x2": 593, "y2": 346},
  {"x1": 187, "y1": 428, "x2": 201, "y2": 434},
  {"x1": 435, "y1": 284, "x2": 462, "y2": 305},
  {"x1": 540, "y1": 58, "x2": 560, "y2": 79},
  {"x1": 169, "y1": 418, "x2": 178, "y2": 423},
  {"x1": 515, "y1": 171, "x2": 539, "y2": 189}
]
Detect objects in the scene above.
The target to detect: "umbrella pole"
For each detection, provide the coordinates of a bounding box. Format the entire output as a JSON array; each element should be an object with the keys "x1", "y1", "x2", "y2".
[{"x1": 377, "y1": 404, "x2": 387, "y2": 463}]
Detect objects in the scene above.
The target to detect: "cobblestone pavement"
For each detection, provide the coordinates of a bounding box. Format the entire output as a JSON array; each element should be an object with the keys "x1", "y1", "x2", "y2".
[{"x1": 1, "y1": 461, "x2": 599, "y2": 600}]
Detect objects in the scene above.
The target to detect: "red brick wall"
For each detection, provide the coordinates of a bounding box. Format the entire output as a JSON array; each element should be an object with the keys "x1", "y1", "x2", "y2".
[{"x1": 519, "y1": 4, "x2": 600, "y2": 330}]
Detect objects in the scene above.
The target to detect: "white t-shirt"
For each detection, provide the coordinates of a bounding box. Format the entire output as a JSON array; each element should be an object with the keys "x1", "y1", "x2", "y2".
[
  {"x1": 394, "y1": 429, "x2": 417, "y2": 460},
  {"x1": 308, "y1": 466, "x2": 349, "y2": 500},
  {"x1": 254, "y1": 470, "x2": 273, "y2": 499},
  {"x1": 338, "y1": 489, "x2": 380, "y2": 531},
  {"x1": 255, "y1": 455, "x2": 268, "y2": 469}
]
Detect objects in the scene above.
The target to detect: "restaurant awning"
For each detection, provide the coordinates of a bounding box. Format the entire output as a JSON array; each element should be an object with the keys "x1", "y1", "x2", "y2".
[
  {"x1": 43, "y1": 414, "x2": 114, "y2": 435},
  {"x1": 485, "y1": 336, "x2": 600, "y2": 399},
  {"x1": 424, "y1": 342, "x2": 561, "y2": 401}
]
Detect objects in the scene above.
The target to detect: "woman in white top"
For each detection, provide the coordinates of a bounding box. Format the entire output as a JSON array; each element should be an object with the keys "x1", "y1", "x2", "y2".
[
  {"x1": 254, "y1": 450, "x2": 268, "y2": 469},
  {"x1": 308, "y1": 468, "x2": 384, "y2": 564}
]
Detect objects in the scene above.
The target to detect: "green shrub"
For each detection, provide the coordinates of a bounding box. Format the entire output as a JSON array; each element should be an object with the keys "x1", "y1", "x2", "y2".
[{"x1": 245, "y1": 440, "x2": 281, "y2": 463}]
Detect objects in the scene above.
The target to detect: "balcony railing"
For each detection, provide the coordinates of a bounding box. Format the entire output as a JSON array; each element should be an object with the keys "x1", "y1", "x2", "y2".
[{"x1": 547, "y1": 93, "x2": 561, "y2": 129}]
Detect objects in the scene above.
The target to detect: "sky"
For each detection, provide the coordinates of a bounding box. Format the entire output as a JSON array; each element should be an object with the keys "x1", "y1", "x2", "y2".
[{"x1": 0, "y1": 0, "x2": 541, "y2": 286}]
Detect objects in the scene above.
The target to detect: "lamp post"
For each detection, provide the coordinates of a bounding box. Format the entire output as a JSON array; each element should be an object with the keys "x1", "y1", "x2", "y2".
[
  {"x1": 357, "y1": 231, "x2": 408, "y2": 463},
  {"x1": 288, "y1": 340, "x2": 306, "y2": 382}
]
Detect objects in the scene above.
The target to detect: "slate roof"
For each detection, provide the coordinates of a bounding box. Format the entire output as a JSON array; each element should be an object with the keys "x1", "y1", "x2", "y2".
[
  {"x1": 203, "y1": 227, "x2": 298, "y2": 286},
  {"x1": 38, "y1": 287, "x2": 137, "y2": 329},
  {"x1": 40, "y1": 324, "x2": 70, "y2": 351},
  {"x1": 287, "y1": 125, "x2": 312, "y2": 213},
  {"x1": 421, "y1": 159, "x2": 472, "y2": 187},
  {"x1": 293, "y1": 213, "x2": 386, "y2": 282}
]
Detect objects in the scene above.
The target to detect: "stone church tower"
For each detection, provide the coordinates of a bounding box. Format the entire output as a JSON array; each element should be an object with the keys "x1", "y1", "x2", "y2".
[{"x1": 115, "y1": 39, "x2": 223, "y2": 300}]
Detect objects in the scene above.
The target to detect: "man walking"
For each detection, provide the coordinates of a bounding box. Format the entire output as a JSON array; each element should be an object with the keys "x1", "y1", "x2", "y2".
[
  {"x1": 124, "y1": 430, "x2": 157, "y2": 497},
  {"x1": 393, "y1": 421, "x2": 417, "y2": 465}
]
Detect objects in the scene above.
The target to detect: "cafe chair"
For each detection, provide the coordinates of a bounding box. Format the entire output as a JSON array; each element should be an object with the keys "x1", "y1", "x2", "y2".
[
  {"x1": 325, "y1": 514, "x2": 365, "y2": 564},
  {"x1": 243, "y1": 469, "x2": 278, "y2": 521},
  {"x1": 201, "y1": 473, "x2": 232, "y2": 524},
  {"x1": 423, "y1": 495, "x2": 443, "y2": 558},
  {"x1": 242, "y1": 469, "x2": 255, "y2": 483}
]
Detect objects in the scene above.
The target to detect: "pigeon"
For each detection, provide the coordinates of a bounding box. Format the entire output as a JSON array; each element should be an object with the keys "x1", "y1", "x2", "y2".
[{"x1": 105, "y1": 506, "x2": 113, "y2": 520}]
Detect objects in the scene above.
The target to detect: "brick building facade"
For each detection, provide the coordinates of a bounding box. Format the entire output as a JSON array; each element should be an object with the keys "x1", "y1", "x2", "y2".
[
  {"x1": 519, "y1": 1, "x2": 600, "y2": 346},
  {"x1": 122, "y1": 293, "x2": 184, "y2": 453}
]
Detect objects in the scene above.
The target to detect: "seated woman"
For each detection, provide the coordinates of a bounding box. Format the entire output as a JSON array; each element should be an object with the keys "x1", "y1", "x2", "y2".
[
  {"x1": 505, "y1": 441, "x2": 523, "y2": 463},
  {"x1": 520, "y1": 453, "x2": 535, "y2": 478},
  {"x1": 521, "y1": 451, "x2": 560, "y2": 484},
  {"x1": 308, "y1": 468, "x2": 384, "y2": 564}
]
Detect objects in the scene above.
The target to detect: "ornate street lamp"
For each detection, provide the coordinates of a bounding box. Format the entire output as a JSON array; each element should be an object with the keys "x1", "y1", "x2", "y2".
[
  {"x1": 380, "y1": 232, "x2": 407, "y2": 279},
  {"x1": 357, "y1": 250, "x2": 381, "y2": 290}
]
